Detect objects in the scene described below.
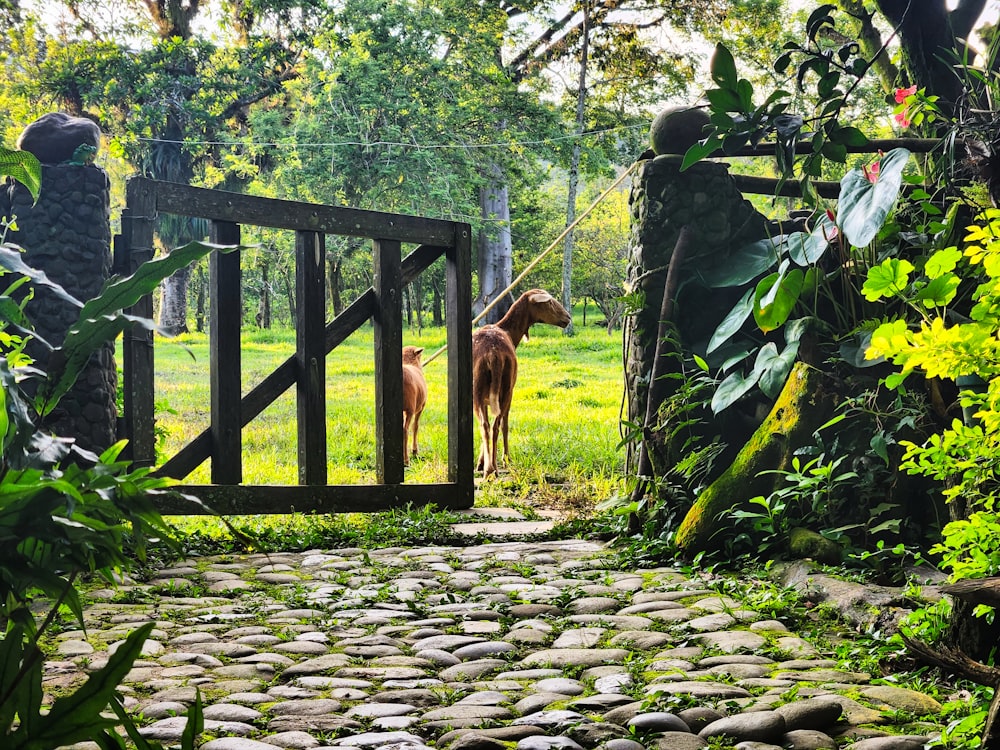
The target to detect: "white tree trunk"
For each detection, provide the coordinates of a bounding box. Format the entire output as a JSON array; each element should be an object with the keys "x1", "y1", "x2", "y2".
[
  {"x1": 160, "y1": 266, "x2": 191, "y2": 335},
  {"x1": 477, "y1": 163, "x2": 513, "y2": 324},
  {"x1": 562, "y1": 1, "x2": 590, "y2": 337}
]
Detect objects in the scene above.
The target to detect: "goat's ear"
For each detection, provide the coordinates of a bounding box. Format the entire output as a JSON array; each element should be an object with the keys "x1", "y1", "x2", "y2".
[
  {"x1": 528, "y1": 291, "x2": 552, "y2": 304},
  {"x1": 415, "y1": 347, "x2": 424, "y2": 356}
]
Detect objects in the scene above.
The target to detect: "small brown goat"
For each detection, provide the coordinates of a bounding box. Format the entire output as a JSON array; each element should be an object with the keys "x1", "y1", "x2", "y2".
[
  {"x1": 402, "y1": 345, "x2": 427, "y2": 466},
  {"x1": 472, "y1": 289, "x2": 571, "y2": 477}
]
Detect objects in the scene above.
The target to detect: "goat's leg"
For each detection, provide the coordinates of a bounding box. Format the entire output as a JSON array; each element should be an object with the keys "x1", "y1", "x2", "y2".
[
  {"x1": 476, "y1": 408, "x2": 492, "y2": 474},
  {"x1": 412, "y1": 411, "x2": 421, "y2": 457},
  {"x1": 403, "y1": 413, "x2": 413, "y2": 466},
  {"x1": 485, "y1": 415, "x2": 502, "y2": 477},
  {"x1": 500, "y1": 413, "x2": 511, "y2": 467}
]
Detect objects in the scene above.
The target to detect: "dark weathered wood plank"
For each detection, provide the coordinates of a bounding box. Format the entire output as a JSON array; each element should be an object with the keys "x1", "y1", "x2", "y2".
[
  {"x1": 731, "y1": 174, "x2": 842, "y2": 199},
  {"x1": 446, "y1": 223, "x2": 475, "y2": 501},
  {"x1": 374, "y1": 239, "x2": 404, "y2": 485},
  {"x1": 296, "y1": 230, "x2": 327, "y2": 486},
  {"x1": 156, "y1": 483, "x2": 471, "y2": 515},
  {"x1": 209, "y1": 221, "x2": 243, "y2": 484},
  {"x1": 728, "y1": 136, "x2": 936, "y2": 158},
  {"x1": 157, "y1": 245, "x2": 445, "y2": 480},
  {"x1": 120, "y1": 179, "x2": 157, "y2": 466},
  {"x1": 139, "y1": 178, "x2": 457, "y2": 245}
]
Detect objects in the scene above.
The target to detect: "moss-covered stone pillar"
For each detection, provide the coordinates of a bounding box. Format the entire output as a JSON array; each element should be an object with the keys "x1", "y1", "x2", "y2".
[
  {"x1": 624, "y1": 155, "x2": 771, "y2": 469},
  {"x1": 2, "y1": 164, "x2": 116, "y2": 452}
]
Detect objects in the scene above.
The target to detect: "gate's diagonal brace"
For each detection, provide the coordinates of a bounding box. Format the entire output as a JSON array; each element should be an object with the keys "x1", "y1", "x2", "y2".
[{"x1": 156, "y1": 243, "x2": 445, "y2": 480}]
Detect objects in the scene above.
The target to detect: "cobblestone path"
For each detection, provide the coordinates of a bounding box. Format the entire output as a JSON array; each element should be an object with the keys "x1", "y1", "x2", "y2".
[{"x1": 52, "y1": 540, "x2": 951, "y2": 750}]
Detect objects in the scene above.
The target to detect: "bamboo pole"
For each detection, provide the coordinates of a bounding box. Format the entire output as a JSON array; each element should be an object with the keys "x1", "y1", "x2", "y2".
[{"x1": 422, "y1": 161, "x2": 639, "y2": 365}]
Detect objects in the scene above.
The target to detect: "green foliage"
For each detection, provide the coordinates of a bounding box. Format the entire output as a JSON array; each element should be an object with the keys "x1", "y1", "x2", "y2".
[
  {"x1": 683, "y1": 19, "x2": 871, "y2": 199},
  {"x1": 0, "y1": 180, "x2": 235, "y2": 744},
  {"x1": 865, "y1": 209, "x2": 1000, "y2": 583},
  {"x1": 0, "y1": 146, "x2": 40, "y2": 203}
]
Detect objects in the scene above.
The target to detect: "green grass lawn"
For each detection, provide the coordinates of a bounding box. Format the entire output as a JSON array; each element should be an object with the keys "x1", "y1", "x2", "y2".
[{"x1": 144, "y1": 312, "x2": 626, "y2": 512}]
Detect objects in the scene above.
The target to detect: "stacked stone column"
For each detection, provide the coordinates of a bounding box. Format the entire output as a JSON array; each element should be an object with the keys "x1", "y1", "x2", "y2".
[
  {"x1": 2, "y1": 164, "x2": 116, "y2": 453},
  {"x1": 623, "y1": 156, "x2": 771, "y2": 470}
]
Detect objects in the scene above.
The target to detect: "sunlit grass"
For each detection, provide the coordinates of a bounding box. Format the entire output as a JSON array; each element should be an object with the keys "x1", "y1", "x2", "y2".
[{"x1": 143, "y1": 310, "x2": 625, "y2": 511}]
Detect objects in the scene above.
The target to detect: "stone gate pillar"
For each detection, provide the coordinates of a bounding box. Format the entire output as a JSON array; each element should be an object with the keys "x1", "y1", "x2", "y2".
[
  {"x1": 624, "y1": 156, "x2": 773, "y2": 468},
  {"x1": 2, "y1": 117, "x2": 115, "y2": 454}
]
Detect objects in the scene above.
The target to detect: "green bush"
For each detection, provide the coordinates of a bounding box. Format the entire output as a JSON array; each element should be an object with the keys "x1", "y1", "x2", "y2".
[{"x1": 0, "y1": 145, "x2": 239, "y2": 747}]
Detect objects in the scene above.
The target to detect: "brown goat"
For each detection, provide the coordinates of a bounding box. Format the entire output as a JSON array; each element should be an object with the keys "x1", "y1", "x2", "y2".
[
  {"x1": 472, "y1": 289, "x2": 571, "y2": 477},
  {"x1": 402, "y1": 346, "x2": 427, "y2": 466}
]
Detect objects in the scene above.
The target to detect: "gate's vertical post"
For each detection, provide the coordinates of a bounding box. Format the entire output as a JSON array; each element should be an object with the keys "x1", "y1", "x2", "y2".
[
  {"x1": 120, "y1": 178, "x2": 157, "y2": 466},
  {"x1": 296, "y1": 230, "x2": 327, "y2": 485},
  {"x1": 446, "y1": 224, "x2": 475, "y2": 504},
  {"x1": 209, "y1": 220, "x2": 242, "y2": 484},
  {"x1": 373, "y1": 238, "x2": 404, "y2": 484}
]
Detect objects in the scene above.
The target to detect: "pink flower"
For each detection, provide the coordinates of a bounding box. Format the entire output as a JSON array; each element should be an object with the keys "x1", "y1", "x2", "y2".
[
  {"x1": 894, "y1": 111, "x2": 912, "y2": 128},
  {"x1": 895, "y1": 85, "x2": 917, "y2": 104},
  {"x1": 864, "y1": 159, "x2": 880, "y2": 183},
  {"x1": 823, "y1": 209, "x2": 840, "y2": 242}
]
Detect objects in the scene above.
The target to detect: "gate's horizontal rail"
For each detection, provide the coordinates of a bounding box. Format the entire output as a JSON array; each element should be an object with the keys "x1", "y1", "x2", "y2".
[
  {"x1": 133, "y1": 177, "x2": 458, "y2": 246},
  {"x1": 156, "y1": 243, "x2": 447, "y2": 480},
  {"x1": 160, "y1": 483, "x2": 472, "y2": 515}
]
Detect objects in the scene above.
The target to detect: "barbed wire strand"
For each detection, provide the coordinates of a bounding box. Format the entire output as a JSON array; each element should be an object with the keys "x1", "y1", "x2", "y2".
[{"x1": 133, "y1": 123, "x2": 647, "y2": 151}]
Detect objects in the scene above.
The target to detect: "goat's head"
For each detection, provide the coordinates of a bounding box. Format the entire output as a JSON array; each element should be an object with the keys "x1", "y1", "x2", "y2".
[
  {"x1": 521, "y1": 289, "x2": 571, "y2": 329},
  {"x1": 403, "y1": 346, "x2": 425, "y2": 368}
]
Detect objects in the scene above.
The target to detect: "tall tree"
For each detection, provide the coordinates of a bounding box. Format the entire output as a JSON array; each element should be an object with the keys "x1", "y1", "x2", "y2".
[
  {"x1": 16, "y1": 0, "x2": 322, "y2": 333},
  {"x1": 561, "y1": 0, "x2": 590, "y2": 337}
]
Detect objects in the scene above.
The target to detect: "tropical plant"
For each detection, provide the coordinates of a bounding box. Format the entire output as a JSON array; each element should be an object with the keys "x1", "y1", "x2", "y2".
[
  {"x1": 0, "y1": 149, "x2": 237, "y2": 746},
  {"x1": 866, "y1": 208, "x2": 1000, "y2": 584}
]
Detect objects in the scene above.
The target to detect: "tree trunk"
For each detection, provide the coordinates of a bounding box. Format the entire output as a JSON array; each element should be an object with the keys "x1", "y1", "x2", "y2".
[
  {"x1": 412, "y1": 276, "x2": 424, "y2": 333},
  {"x1": 282, "y1": 268, "x2": 295, "y2": 325},
  {"x1": 328, "y1": 257, "x2": 343, "y2": 317},
  {"x1": 160, "y1": 265, "x2": 191, "y2": 335},
  {"x1": 432, "y1": 280, "x2": 443, "y2": 326},
  {"x1": 477, "y1": 161, "x2": 513, "y2": 324},
  {"x1": 258, "y1": 254, "x2": 271, "y2": 328},
  {"x1": 674, "y1": 362, "x2": 841, "y2": 555},
  {"x1": 873, "y1": 0, "x2": 986, "y2": 116},
  {"x1": 835, "y1": 0, "x2": 899, "y2": 94},
  {"x1": 562, "y1": 1, "x2": 589, "y2": 338},
  {"x1": 195, "y1": 262, "x2": 206, "y2": 333}
]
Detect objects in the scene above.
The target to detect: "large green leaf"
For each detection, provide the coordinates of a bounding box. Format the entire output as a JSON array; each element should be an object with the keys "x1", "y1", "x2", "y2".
[
  {"x1": 0, "y1": 624, "x2": 25, "y2": 732},
  {"x1": 712, "y1": 368, "x2": 760, "y2": 414},
  {"x1": 77, "y1": 240, "x2": 239, "y2": 321},
  {"x1": 837, "y1": 147, "x2": 910, "y2": 248},
  {"x1": 710, "y1": 43, "x2": 738, "y2": 90},
  {"x1": 707, "y1": 288, "x2": 754, "y2": 354},
  {"x1": 786, "y1": 220, "x2": 833, "y2": 266},
  {"x1": 699, "y1": 240, "x2": 780, "y2": 288},
  {"x1": 861, "y1": 257, "x2": 914, "y2": 301},
  {"x1": 35, "y1": 240, "x2": 243, "y2": 415},
  {"x1": 756, "y1": 340, "x2": 799, "y2": 398},
  {"x1": 0, "y1": 147, "x2": 41, "y2": 203},
  {"x1": 753, "y1": 267, "x2": 805, "y2": 333},
  {"x1": 19, "y1": 623, "x2": 155, "y2": 748}
]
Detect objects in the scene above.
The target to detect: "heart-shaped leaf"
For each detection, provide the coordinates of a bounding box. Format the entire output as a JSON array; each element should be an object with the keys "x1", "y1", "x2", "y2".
[
  {"x1": 754, "y1": 267, "x2": 805, "y2": 332},
  {"x1": 707, "y1": 288, "x2": 755, "y2": 354},
  {"x1": 712, "y1": 368, "x2": 760, "y2": 413},
  {"x1": 838, "y1": 148, "x2": 910, "y2": 247}
]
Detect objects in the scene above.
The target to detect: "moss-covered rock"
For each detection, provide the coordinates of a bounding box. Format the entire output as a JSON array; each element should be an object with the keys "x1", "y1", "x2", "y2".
[
  {"x1": 788, "y1": 527, "x2": 842, "y2": 565},
  {"x1": 674, "y1": 363, "x2": 840, "y2": 555},
  {"x1": 649, "y1": 106, "x2": 711, "y2": 156}
]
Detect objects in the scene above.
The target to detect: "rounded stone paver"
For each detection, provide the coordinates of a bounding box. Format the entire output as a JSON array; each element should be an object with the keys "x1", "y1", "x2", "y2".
[{"x1": 43, "y1": 538, "x2": 949, "y2": 750}]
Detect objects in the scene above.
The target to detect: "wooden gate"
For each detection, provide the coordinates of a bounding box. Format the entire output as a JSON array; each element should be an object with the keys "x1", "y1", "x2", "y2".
[{"x1": 115, "y1": 177, "x2": 475, "y2": 515}]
